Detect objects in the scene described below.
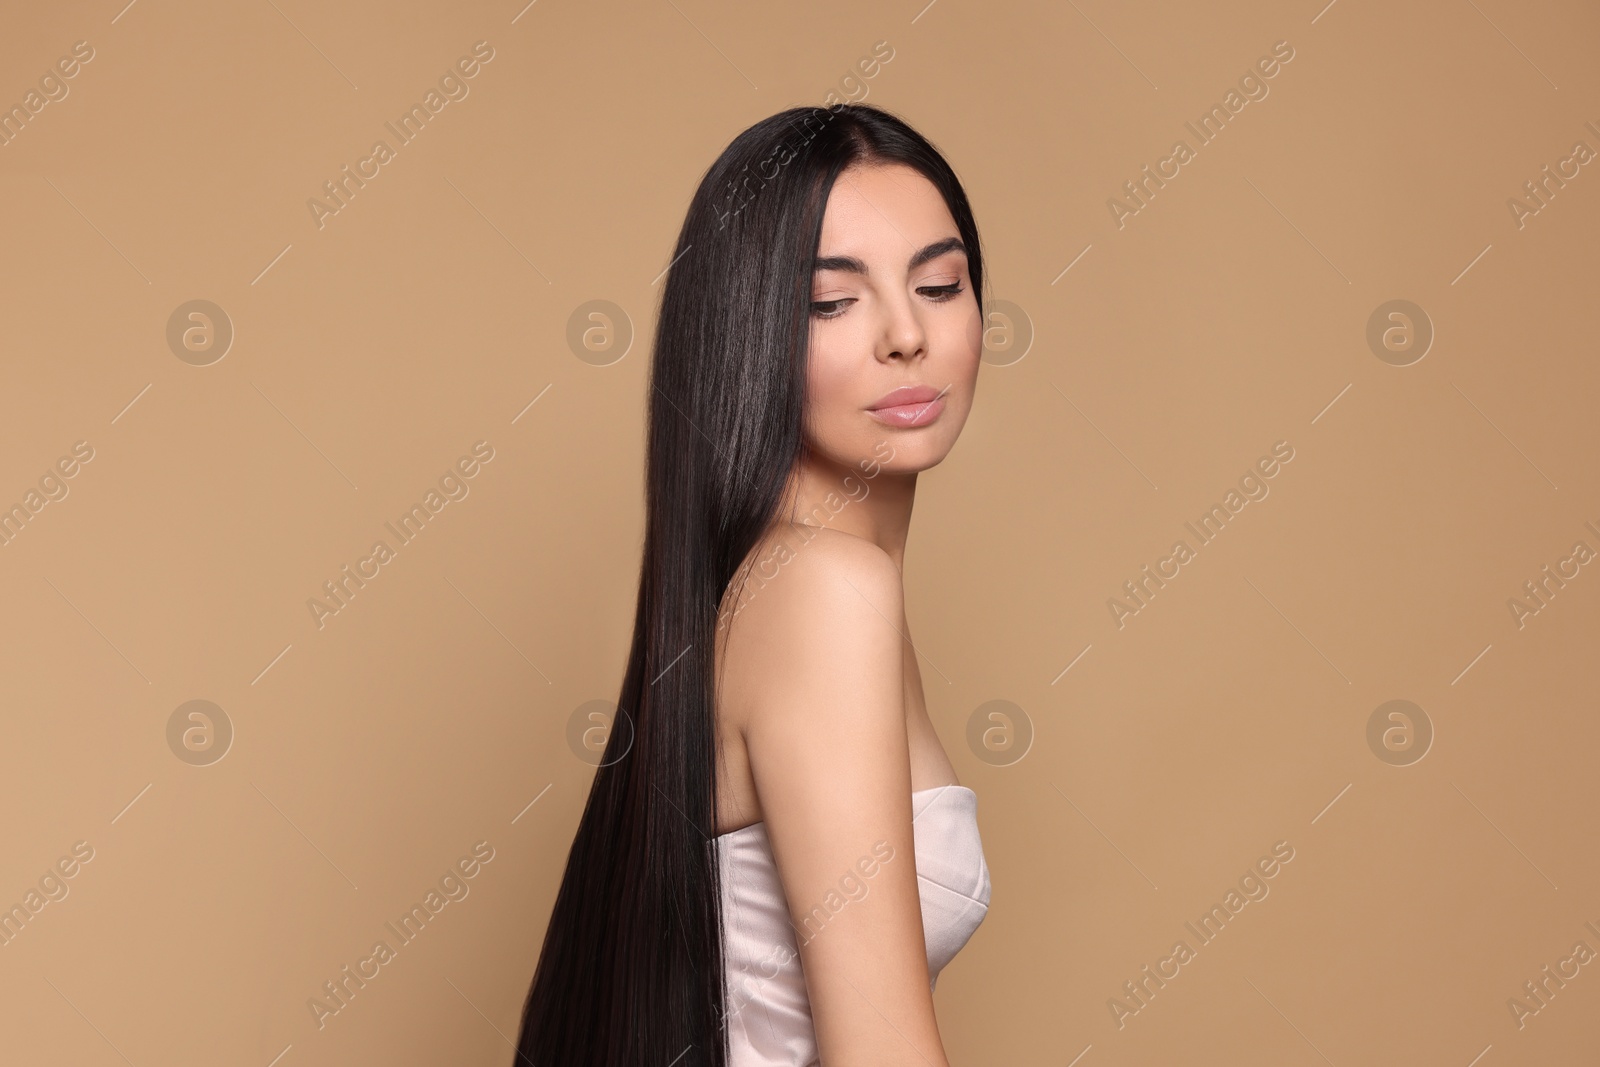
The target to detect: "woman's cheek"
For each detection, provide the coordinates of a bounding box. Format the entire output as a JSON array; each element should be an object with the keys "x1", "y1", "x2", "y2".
[
  {"x1": 806, "y1": 346, "x2": 858, "y2": 424},
  {"x1": 963, "y1": 303, "x2": 984, "y2": 364}
]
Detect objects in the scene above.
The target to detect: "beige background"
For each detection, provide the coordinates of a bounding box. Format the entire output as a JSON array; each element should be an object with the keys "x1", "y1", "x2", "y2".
[{"x1": 2, "y1": 0, "x2": 1597, "y2": 1063}]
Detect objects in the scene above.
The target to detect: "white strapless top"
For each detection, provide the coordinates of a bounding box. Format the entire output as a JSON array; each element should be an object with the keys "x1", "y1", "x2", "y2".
[{"x1": 714, "y1": 784, "x2": 991, "y2": 1066}]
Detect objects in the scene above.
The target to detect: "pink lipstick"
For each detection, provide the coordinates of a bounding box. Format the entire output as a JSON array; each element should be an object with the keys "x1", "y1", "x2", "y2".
[{"x1": 866, "y1": 384, "x2": 948, "y2": 427}]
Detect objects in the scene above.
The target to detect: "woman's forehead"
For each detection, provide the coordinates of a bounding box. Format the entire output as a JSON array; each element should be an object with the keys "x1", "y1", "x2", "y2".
[{"x1": 817, "y1": 165, "x2": 957, "y2": 262}]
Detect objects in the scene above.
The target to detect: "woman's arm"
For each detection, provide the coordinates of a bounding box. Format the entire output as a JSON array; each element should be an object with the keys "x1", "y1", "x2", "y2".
[{"x1": 739, "y1": 530, "x2": 948, "y2": 1067}]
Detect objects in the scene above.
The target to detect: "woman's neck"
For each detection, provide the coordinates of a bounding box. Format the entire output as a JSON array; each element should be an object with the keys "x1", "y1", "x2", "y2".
[{"x1": 782, "y1": 446, "x2": 916, "y2": 570}]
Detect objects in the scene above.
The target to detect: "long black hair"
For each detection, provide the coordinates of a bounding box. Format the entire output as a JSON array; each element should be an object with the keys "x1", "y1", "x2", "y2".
[{"x1": 515, "y1": 101, "x2": 985, "y2": 1067}]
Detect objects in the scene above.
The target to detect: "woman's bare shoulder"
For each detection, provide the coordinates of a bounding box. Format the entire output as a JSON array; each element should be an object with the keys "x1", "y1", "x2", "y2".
[
  {"x1": 716, "y1": 524, "x2": 903, "y2": 725},
  {"x1": 721, "y1": 524, "x2": 901, "y2": 643}
]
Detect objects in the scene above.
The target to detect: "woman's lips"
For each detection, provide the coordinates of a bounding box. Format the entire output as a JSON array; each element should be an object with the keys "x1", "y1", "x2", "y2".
[{"x1": 866, "y1": 395, "x2": 945, "y2": 427}]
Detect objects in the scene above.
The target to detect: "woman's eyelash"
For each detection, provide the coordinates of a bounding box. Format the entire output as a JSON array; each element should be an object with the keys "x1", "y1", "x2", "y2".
[{"x1": 810, "y1": 284, "x2": 965, "y2": 320}]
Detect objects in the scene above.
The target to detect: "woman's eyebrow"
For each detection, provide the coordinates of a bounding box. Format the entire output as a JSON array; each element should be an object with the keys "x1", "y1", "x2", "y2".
[{"x1": 812, "y1": 236, "x2": 966, "y2": 276}]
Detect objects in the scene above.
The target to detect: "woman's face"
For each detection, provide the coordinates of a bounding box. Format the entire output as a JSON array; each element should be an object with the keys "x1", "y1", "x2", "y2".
[{"x1": 804, "y1": 162, "x2": 982, "y2": 475}]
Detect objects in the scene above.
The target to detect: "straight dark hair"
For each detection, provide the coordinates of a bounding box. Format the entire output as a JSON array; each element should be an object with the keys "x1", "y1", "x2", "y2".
[{"x1": 515, "y1": 101, "x2": 984, "y2": 1066}]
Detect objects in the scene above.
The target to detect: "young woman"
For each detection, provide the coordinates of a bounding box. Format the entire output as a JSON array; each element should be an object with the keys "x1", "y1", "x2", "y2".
[{"x1": 516, "y1": 102, "x2": 990, "y2": 1067}]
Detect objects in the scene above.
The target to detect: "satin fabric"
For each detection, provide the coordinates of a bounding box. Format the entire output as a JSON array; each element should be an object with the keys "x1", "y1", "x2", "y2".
[{"x1": 715, "y1": 784, "x2": 991, "y2": 1066}]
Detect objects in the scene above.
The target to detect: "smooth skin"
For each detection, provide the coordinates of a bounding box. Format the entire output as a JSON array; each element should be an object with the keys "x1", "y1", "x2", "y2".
[{"x1": 713, "y1": 161, "x2": 984, "y2": 1067}]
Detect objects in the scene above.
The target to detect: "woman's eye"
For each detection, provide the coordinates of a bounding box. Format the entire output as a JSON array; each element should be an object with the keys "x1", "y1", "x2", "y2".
[{"x1": 811, "y1": 284, "x2": 963, "y2": 320}]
